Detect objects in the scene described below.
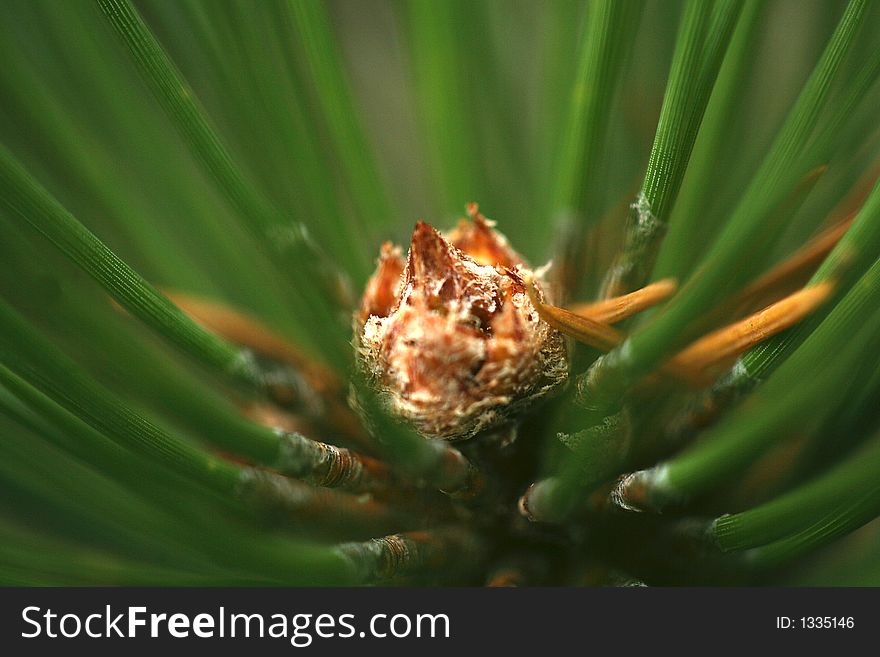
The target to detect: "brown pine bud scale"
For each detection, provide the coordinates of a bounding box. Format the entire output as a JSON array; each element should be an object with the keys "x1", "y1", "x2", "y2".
[{"x1": 355, "y1": 206, "x2": 568, "y2": 441}]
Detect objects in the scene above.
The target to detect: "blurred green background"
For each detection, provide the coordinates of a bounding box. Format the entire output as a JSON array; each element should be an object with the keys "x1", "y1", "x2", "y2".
[{"x1": 1, "y1": 0, "x2": 879, "y2": 585}]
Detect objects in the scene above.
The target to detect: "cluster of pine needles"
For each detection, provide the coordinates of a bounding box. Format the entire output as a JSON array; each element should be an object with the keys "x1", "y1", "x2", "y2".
[{"x1": 1, "y1": 0, "x2": 880, "y2": 585}]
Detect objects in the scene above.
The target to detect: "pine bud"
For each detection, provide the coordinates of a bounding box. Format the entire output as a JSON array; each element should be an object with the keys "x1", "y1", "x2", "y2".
[{"x1": 355, "y1": 205, "x2": 568, "y2": 441}]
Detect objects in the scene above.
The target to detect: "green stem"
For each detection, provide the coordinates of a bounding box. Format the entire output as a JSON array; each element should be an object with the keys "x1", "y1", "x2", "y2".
[
  {"x1": 744, "y1": 174, "x2": 880, "y2": 387},
  {"x1": 0, "y1": 300, "x2": 240, "y2": 493},
  {"x1": 96, "y1": 0, "x2": 349, "y2": 368},
  {"x1": 616, "y1": 0, "x2": 868, "y2": 373},
  {"x1": 652, "y1": 0, "x2": 763, "y2": 282},
  {"x1": 550, "y1": 0, "x2": 643, "y2": 295},
  {"x1": 745, "y1": 486, "x2": 880, "y2": 570},
  {"x1": 286, "y1": 0, "x2": 394, "y2": 271},
  {"x1": 620, "y1": 257, "x2": 880, "y2": 511},
  {"x1": 601, "y1": 0, "x2": 743, "y2": 297},
  {"x1": 0, "y1": 144, "x2": 255, "y2": 387},
  {"x1": 713, "y1": 437, "x2": 880, "y2": 552}
]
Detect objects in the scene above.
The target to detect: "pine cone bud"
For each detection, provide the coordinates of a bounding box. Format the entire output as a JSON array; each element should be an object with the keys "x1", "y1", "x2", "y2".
[{"x1": 355, "y1": 205, "x2": 568, "y2": 441}]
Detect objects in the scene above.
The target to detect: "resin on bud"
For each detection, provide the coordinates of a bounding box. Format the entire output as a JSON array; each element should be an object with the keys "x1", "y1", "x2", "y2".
[{"x1": 355, "y1": 204, "x2": 568, "y2": 441}]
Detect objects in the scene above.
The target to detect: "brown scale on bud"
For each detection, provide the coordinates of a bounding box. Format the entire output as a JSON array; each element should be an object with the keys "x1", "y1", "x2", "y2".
[{"x1": 355, "y1": 204, "x2": 568, "y2": 441}]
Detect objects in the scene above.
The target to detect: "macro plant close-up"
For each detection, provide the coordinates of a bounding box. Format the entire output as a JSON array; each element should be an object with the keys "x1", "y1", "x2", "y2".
[{"x1": 2, "y1": 0, "x2": 880, "y2": 588}]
